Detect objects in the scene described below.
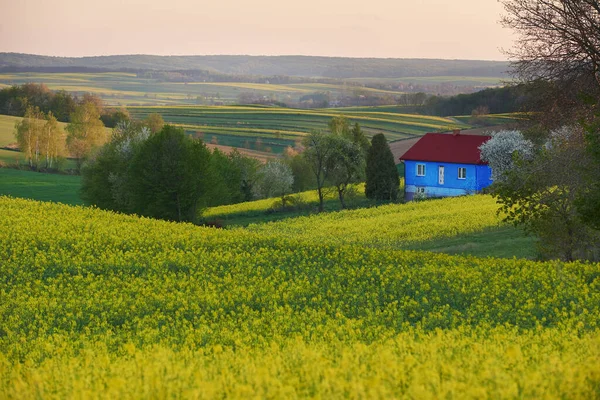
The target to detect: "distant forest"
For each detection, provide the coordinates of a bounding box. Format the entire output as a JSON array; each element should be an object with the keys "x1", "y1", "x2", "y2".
[
  {"x1": 424, "y1": 85, "x2": 533, "y2": 116},
  {"x1": 0, "y1": 53, "x2": 509, "y2": 80}
]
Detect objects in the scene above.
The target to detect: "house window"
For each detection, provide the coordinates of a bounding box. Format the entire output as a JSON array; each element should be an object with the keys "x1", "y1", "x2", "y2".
[
  {"x1": 416, "y1": 164, "x2": 426, "y2": 176},
  {"x1": 416, "y1": 187, "x2": 425, "y2": 194},
  {"x1": 458, "y1": 167, "x2": 467, "y2": 179}
]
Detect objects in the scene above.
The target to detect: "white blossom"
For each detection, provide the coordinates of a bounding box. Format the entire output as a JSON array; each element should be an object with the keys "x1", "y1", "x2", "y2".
[{"x1": 479, "y1": 130, "x2": 534, "y2": 181}]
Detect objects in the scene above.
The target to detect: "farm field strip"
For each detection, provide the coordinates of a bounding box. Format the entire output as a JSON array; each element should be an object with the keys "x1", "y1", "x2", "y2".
[
  {"x1": 1, "y1": 196, "x2": 599, "y2": 398},
  {"x1": 129, "y1": 106, "x2": 465, "y2": 144},
  {"x1": 0, "y1": 72, "x2": 408, "y2": 106}
]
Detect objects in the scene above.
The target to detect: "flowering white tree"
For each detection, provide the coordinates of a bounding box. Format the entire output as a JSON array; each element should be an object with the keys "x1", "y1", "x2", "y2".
[
  {"x1": 254, "y1": 160, "x2": 294, "y2": 206},
  {"x1": 479, "y1": 130, "x2": 534, "y2": 181}
]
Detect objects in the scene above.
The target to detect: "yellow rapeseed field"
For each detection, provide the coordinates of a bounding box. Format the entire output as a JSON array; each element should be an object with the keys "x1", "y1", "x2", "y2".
[{"x1": 1, "y1": 196, "x2": 599, "y2": 398}]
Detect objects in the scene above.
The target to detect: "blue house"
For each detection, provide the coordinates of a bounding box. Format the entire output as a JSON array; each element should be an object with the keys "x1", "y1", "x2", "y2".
[{"x1": 400, "y1": 131, "x2": 493, "y2": 200}]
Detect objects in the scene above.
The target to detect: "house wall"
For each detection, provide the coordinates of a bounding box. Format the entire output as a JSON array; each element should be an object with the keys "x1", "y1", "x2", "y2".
[{"x1": 404, "y1": 160, "x2": 492, "y2": 200}]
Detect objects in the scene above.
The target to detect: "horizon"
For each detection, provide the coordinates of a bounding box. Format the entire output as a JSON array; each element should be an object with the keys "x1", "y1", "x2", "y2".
[
  {"x1": 0, "y1": 0, "x2": 514, "y2": 61},
  {"x1": 1, "y1": 51, "x2": 509, "y2": 63}
]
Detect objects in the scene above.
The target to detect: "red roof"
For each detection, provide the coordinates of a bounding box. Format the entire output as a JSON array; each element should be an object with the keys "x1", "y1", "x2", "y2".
[{"x1": 400, "y1": 133, "x2": 491, "y2": 165}]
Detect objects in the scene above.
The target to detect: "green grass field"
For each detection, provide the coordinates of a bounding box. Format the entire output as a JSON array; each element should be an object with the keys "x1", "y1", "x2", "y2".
[{"x1": 0, "y1": 168, "x2": 82, "y2": 205}]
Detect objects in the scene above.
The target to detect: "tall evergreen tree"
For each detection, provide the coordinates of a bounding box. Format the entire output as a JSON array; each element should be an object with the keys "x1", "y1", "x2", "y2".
[{"x1": 365, "y1": 133, "x2": 400, "y2": 201}]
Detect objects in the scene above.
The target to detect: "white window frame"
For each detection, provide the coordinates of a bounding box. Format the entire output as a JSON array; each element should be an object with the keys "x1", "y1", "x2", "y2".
[
  {"x1": 416, "y1": 187, "x2": 425, "y2": 194},
  {"x1": 416, "y1": 164, "x2": 426, "y2": 177},
  {"x1": 458, "y1": 167, "x2": 467, "y2": 180}
]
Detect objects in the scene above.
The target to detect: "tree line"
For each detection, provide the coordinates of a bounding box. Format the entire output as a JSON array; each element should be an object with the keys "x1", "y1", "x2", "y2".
[
  {"x1": 12, "y1": 94, "x2": 166, "y2": 172},
  {"x1": 0, "y1": 83, "x2": 147, "y2": 128},
  {"x1": 472, "y1": 0, "x2": 600, "y2": 262},
  {"x1": 81, "y1": 115, "x2": 401, "y2": 223}
]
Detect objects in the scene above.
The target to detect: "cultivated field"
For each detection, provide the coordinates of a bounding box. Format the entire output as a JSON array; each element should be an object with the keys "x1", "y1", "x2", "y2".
[
  {"x1": 128, "y1": 106, "x2": 468, "y2": 154},
  {"x1": 205, "y1": 193, "x2": 535, "y2": 258},
  {"x1": 0, "y1": 196, "x2": 598, "y2": 398},
  {"x1": 0, "y1": 71, "x2": 506, "y2": 107},
  {"x1": 0, "y1": 72, "x2": 401, "y2": 106}
]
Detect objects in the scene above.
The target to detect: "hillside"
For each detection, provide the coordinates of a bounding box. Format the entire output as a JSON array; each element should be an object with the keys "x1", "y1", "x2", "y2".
[
  {"x1": 0, "y1": 196, "x2": 598, "y2": 398},
  {"x1": 128, "y1": 106, "x2": 469, "y2": 153},
  {"x1": 0, "y1": 53, "x2": 510, "y2": 79}
]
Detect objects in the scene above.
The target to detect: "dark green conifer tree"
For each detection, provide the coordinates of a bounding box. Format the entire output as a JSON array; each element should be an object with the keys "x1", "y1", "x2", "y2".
[{"x1": 365, "y1": 133, "x2": 400, "y2": 201}]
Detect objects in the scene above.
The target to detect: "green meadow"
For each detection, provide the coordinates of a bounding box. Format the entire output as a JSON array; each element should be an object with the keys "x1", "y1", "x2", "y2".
[{"x1": 0, "y1": 168, "x2": 82, "y2": 205}]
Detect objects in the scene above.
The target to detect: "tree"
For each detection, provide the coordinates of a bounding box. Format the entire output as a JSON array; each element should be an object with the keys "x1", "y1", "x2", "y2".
[
  {"x1": 100, "y1": 107, "x2": 130, "y2": 128},
  {"x1": 229, "y1": 149, "x2": 261, "y2": 202},
  {"x1": 144, "y1": 113, "x2": 165, "y2": 134},
  {"x1": 254, "y1": 160, "x2": 294, "y2": 206},
  {"x1": 575, "y1": 109, "x2": 600, "y2": 229},
  {"x1": 14, "y1": 106, "x2": 44, "y2": 167},
  {"x1": 14, "y1": 106, "x2": 66, "y2": 170},
  {"x1": 49, "y1": 90, "x2": 77, "y2": 122},
  {"x1": 492, "y1": 125, "x2": 600, "y2": 260},
  {"x1": 284, "y1": 151, "x2": 314, "y2": 193},
  {"x1": 328, "y1": 116, "x2": 351, "y2": 137},
  {"x1": 303, "y1": 131, "x2": 337, "y2": 212},
  {"x1": 66, "y1": 101, "x2": 107, "y2": 171},
  {"x1": 501, "y1": 0, "x2": 600, "y2": 89},
  {"x1": 327, "y1": 135, "x2": 364, "y2": 208},
  {"x1": 207, "y1": 149, "x2": 245, "y2": 206},
  {"x1": 40, "y1": 112, "x2": 65, "y2": 169},
  {"x1": 128, "y1": 125, "x2": 213, "y2": 222},
  {"x1": 500, "y1": 0, "x2": 600, "y2": 124},
  {"x1": 365, "y1": 134, "x2": 400, "y2": 201},
  {"x1": 81, "y1": 121, "x2": 150, "y2": 212},
  {"x1": 479, "y1": 130, "x2": 535, "y2": 181},
  {"x1": 350, "y1": 122, "x2": 370, "y2": 156}
]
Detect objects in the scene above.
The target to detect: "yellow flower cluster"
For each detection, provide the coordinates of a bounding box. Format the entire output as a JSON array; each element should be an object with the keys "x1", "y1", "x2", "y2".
[
  {"x1": 0, "y1": 196, "x2": 599, "y2": 398},
  {"x1": 245, "y1": 194, "x2": 504, "y2": 248}
]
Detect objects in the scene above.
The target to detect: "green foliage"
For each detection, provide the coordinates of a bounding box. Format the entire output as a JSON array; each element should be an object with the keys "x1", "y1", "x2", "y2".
[
  {"x1": 128, "y1": 125, "x2": 212, "y2": 222},
  {"x1": 143, "y1": 112, "x2": 165, "y2": 134},
  {"x1": 284, "y1": 152, "x2": 314, "y2": 193},
  {"x1": 491, "y1": 129, "x2": 600, "y2": 261},
  {"x1": 80, "y1": 121, "x2": 147, "y2": 211},
  {"x1": 424, "y1": 85, "x2": 532, "y2": 116},
  {"x1": 365, "y1": 133, "x2": 400, "y2": 201},
  {"x1": 351, "y1": 122, "x2": 370, "y2": 155},
  {"x1": 82, "y1": 123, "x2": 263, "y2": 221},
  {"x1": 66, "y1": 101, "x2": 107, "y2": 170},
  {"x1": 99, "y1": 107, "x2": 130, "y2": 128},
  {"x1": 302, "y1": 131, "x2": 337, "y2": 212},
  {"x1": 576, "y1": 112, "x2": 600, "y2": 230},
  {"x1": 326, "y1": 134, "x2": 364, "y2": 208},
  {"x1": 0, "y1": 83, "x2": 76, "y2": 121},
  {"x1": 13, "y1": 106, "x2": 66, "y2": 170},
  {"x1": 228, "y1": 149, "x2": 261, "y2": 202},
  {"x1": 206, "y1": 149, "x2": 246, "y2": 206}
]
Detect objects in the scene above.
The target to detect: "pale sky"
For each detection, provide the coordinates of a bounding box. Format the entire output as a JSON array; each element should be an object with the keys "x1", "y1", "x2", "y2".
[{"x1": 0, "y1": 0, "x2": 514, "y2": 60}]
